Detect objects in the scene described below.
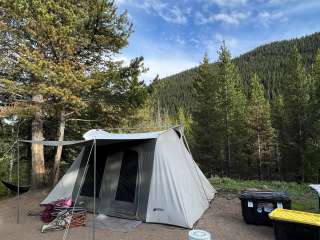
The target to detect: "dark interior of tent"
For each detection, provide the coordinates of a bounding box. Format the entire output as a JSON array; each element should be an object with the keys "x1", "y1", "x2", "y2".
[{"x1": 79, "y1": 140, "x2": 146, "y2": 201}]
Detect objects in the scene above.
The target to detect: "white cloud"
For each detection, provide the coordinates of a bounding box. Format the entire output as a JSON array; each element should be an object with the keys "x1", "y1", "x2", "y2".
[
  {"x1": 114, "y1": 53, "x2": 197, "y2": 83},
  {"x1": 213, "y1": 33, "x2": 239, "y2": 49},
  {"x1": 195, "y1": 11, "x2": 250, "y2": 25},
  {"x1": 176, "y1": 36, "x2": 186, "y2": 45},
  {"x1": 114, "y1": 0, "x2": 126, "y2": 4},
  {"x1": 141, "y1": 57, "x2": 197, "y2": 82},
  {"x1": 267, "y1": 0, "x2": 298, "y2": 5},
  {"x1": 119, "y1": 34, "x2": 199, "y2": 83},
  {"x1": 213, "y1": 12, "x2": 249, "y2": 25},
  {"x1": 194, "y1": 12, "x2": 208, "y2": 25},
  {"x1": 158, "y1": 6, "x2": 188, "y2": 24},
  {"x1": 208, "y1": 0, "x2": 248, "y2": 7},
  {"x1": 199, "y1": 32, "x2": 255, "y2": 61},
  {"x1": 258, "y1": 10, "x2": 287, "y2": 27},
  {"x1": 116, "y1": 0, "x2": 189, "y2": 25}
]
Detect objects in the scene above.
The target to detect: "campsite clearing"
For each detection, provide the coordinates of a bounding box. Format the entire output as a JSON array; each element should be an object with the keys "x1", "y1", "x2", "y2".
[{"x1": 0, "y1": 190, "x2": 274, "y2": 240}]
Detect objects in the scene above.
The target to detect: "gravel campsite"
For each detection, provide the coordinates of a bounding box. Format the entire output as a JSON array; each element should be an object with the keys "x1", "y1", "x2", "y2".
[{"x1": 0, "y1": 190, "x2": 274, "y2": 240}]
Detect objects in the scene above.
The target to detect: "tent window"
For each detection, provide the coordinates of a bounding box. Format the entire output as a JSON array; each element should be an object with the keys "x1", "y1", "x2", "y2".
[{"x1": 115, "y1": 149, "x2": 139, "y2": 203}]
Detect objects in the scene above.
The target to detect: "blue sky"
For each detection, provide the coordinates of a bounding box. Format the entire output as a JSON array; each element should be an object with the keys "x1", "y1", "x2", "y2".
[{"x1": 115, "y1": 0, "x2": 320, "y2": 83}]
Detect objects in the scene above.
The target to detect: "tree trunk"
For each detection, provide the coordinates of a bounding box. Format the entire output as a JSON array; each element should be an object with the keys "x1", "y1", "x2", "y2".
[
  {"x1": 301, "y1": 151, "x2": 305, "y2": 182},
  {"x1": 298, "y1": 118, "x2": 305, "y2": 182},
  {"x1": 257, "y1": 131, "x2": 262, "y2": 180},
  {"x1": 225, "y1": 86, "x2": 231, "y2": 177},
  {"x1": 52, "y1": 109, "x2": 66, "y2": 185},
  {"x1": 9, "y1": 126, "x2": 14, "y2": 181},
  {"x1": 31, "y1": 94, "x2": 45, "y2": 188},
  {"x1": 275, "y1": 140, "x2": 281, "y2": 180}
]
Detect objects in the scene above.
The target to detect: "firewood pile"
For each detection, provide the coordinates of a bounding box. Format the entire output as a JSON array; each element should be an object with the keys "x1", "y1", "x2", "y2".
[{"x1": 68, "y1": 210, "x2": 86, "y2": 228}]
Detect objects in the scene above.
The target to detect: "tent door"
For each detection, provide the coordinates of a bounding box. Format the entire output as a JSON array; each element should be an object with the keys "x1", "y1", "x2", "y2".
[{"x1": 100, "y1": 149, "x2": 140, "y2": 219}]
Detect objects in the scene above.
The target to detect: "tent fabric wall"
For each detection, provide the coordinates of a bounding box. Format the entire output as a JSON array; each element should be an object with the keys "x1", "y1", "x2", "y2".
[
  {"x1": 146, "y1": 130, "x2": 216, "y2": 228},
  {"x1": 40, "y1": 127, "x2": 216, "y2": 228},
  {"x1": 41, "y1": 149, "x2": 85, "y2": 205}
]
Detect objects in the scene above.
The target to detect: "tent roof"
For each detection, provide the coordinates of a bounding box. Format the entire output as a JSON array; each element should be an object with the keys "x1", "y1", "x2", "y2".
[
  {"x1": 83, "y1": 129, "x2": 165, "y2": 140},
  {"x1": 19, "y1": 127, "x2": 180, "y2": 146}
]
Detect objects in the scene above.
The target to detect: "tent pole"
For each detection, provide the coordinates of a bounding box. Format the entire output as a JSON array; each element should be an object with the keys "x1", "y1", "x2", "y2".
[
  {"x1": 62, "y1": 141, "x2": 94, "y2": 240},
  {"x1": 93, "y1": 139, "x2": 96, "y2": 240},
  {"x1": 16, "y1": 141, "x2": 20, "y2": 224}
]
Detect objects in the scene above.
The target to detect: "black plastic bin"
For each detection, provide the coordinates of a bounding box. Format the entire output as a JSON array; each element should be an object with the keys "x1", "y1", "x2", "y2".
[
  {"x1": 239, "y1": 190, "x2": 291, "y2": 226},
  {"x1": 273, "y1": 220, "x2": 320, "y2": 240},
  {"x1": 269, "y1": 209, "x2": 320, "y2": 240}
]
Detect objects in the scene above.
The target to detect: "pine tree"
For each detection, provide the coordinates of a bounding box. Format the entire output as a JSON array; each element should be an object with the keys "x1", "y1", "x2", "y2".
[
  {"x1": 310, "y1": 49, "x2": 320, "y2": 131},
  {"x1": 282, "y1": 46, "x2": 311, "y2": 182},
  {"x1": 270, "y1": 95, "x2": 285, "y2": 179},
  {"x1": 307, "y1": 49, "x2": 320, "y2": 180},
  {"x1": 192, "y1": 54, "x2": 221, "y2": 175},
  {"x1": 0, "y1": 0, "x2": 146, "y2": 186},
  {"x1": 247, "y1": 73, "x2": 275, "y2": 179},
  {"x1": 177, "y1": 107, "x2": 192, "y2": 140},
  {"x1": 216, "y1": 44, "x2": 247, "y2": 177}
]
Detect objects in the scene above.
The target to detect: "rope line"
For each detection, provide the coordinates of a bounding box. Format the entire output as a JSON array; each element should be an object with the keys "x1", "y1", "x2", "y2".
[{"x1": 92, "y1": 139, "x2": 96, "y2": 240}]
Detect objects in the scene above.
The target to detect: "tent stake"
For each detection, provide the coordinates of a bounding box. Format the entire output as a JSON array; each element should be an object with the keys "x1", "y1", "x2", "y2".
[
  {"x1": 16, "y1": 141, "x2": 20, "y2": 224},
  {"x1": 93, "y1": 139, "x2": 96, "y2": 240}
]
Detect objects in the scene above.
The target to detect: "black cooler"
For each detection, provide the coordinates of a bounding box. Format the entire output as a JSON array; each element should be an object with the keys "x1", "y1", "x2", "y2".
[{"x1": 239, "y1": 190, "x2": 291, "y2": 226}]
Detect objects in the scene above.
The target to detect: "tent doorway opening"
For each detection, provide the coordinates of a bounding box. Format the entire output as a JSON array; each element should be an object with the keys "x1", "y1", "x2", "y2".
[
  {"x1": 78, "y1": 143, "x2": 142, "y2": 219},
  {"x1": 115, "y1": 149, "x2": 139, "y2": 203}
]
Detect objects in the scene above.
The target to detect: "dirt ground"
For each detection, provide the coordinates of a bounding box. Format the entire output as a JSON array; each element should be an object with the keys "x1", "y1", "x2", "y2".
[{"x1": 0, "y1": 190, "x2": 274, "y2": 240}]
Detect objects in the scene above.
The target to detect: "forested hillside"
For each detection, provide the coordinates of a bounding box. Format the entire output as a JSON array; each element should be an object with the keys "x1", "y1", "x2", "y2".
[
  {"x1": 0, "y1": 1, "x2": 319, "y2": 199},
  {"x1": 151, "y1": 33, "x2": 320, "y2": 182},
  {"x1": 155, "y1": 32, "x2": 320, "y2": 116}
]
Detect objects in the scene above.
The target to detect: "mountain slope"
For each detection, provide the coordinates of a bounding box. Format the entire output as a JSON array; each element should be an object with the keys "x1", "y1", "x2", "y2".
[{"x1": 153, "y1": 32, "x2": 320, "y2": 116}]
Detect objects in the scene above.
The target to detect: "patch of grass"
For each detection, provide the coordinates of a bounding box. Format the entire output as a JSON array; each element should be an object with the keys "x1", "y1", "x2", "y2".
[
  {"x1": 210, "y1": 176, "x2": 319, "y2": 212},
  {"x1": 0, "y1": 185, "x2": 11, "y2": 200}
]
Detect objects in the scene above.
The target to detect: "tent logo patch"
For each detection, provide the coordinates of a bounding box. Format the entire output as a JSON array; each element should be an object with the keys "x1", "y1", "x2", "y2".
[{"x1": 153, "y1": 208, "x2": 164, "y2": 212}]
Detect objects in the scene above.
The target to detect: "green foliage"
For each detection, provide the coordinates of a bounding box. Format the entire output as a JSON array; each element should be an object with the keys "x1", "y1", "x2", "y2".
[
  {"x1": 192, "y1": 54, "x2": 221, "y2": 174},
  {"x1": 215, "y1": 46, "x2": 248, "y2": 177},
  {"x1": 152, "y1": 33, "x2": 320, "y2": 182},
  {"x1": 0, "y1": 0, "x2": 145, "y2": 120},
  {"x1": 281, "y1": 47, "x2": 312, "y2": 181},
  {"x1": 247, "y1": 73, "x2": 275, "y2": 179},
  {"x1": 192, "y1": 49, "x2": 248, "y2": 177},
  {"x1": 153, "y1": 32, "x2": 320, "y2": 115},
  {"x1": 0, "y1": 0, "x2": 148, "y2": 185},
  {"x1": 177, "y1": 107, "x2": 193, "y2": 139}
]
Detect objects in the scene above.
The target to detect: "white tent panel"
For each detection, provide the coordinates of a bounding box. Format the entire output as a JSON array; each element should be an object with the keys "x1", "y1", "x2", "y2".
[
  {"x1": 180, "y1": 137, "x2": 216, "y2": 203},
  {"x1": 40, "y1": 127, "x2": 216, "y2": 228},
  {"x1": 40, "y1": 149, "x2": 84, "y2": 205},
  {"x1": 83, "y1": 129, "x2": 163, "y2": 140},
  {"x1": 146, "y1": 130, "x2": 216, "y2": 228}
]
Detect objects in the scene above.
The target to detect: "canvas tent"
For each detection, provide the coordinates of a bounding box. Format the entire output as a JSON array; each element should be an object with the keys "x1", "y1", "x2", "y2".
[{"x1": 39, "y1": 127, "x2": 216, "y2": 228}]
